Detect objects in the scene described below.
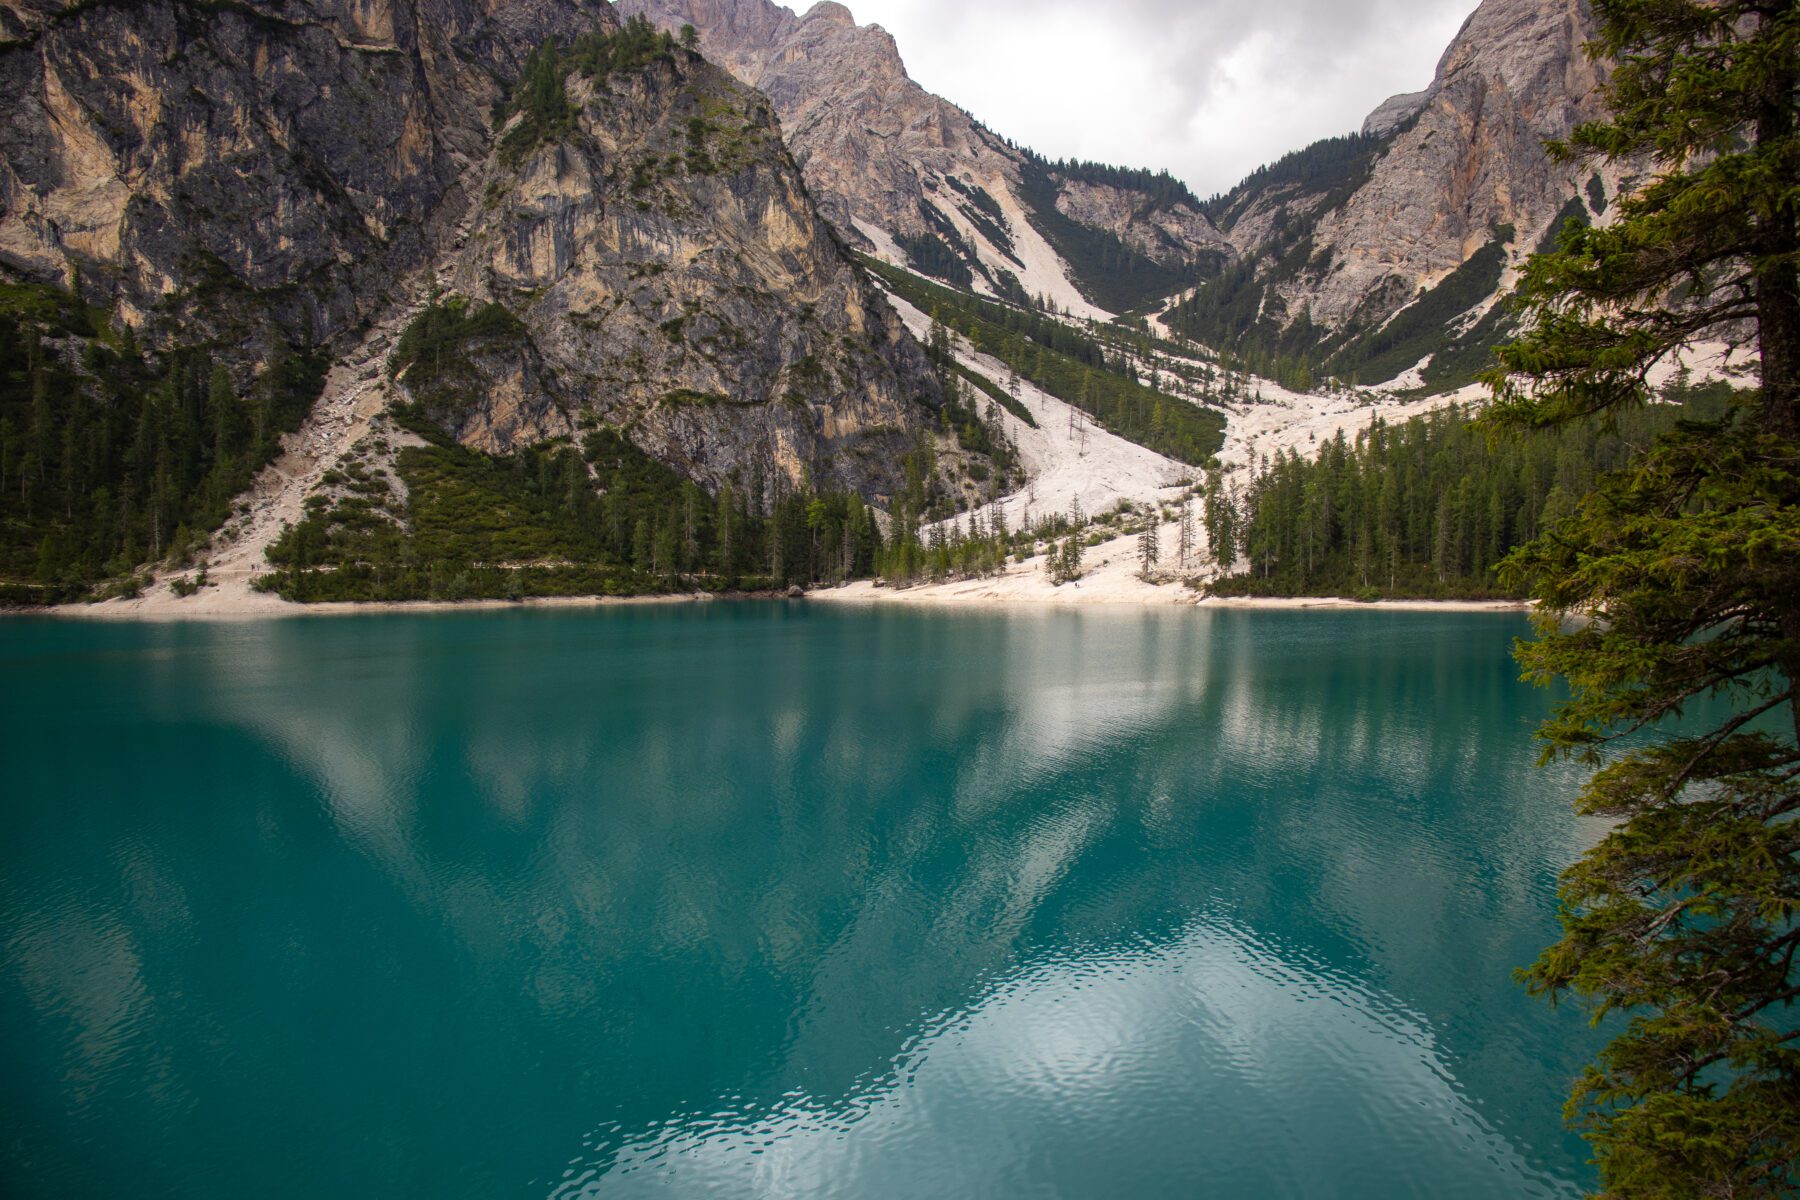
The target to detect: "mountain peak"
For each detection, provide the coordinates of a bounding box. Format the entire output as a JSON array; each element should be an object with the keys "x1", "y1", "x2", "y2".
[
  {"x1": 1170, "y1": 0, "x2": 1616, "y2": 389},
  {"x1": 1361, "y1": 90, "x2": 1430, "y2": 138},
  {"x1": 803, "y1": 1, "x2": 855, "y2": 25}
]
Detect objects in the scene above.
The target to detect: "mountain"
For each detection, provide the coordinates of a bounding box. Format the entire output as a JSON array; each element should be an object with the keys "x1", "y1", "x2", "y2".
[
  {"x1": 0, "y1": 1, "x2": 982, "y2": 601},
  {"x1": 0, "y1": 0, "x2": 1652, "y2": 605},
  {"x1": 628, "y1": 0, "x2": 1621, "y2": 388},
  {"x1": 618, "y1": 0, "x2": 1233, "y2": 316},
  {"x1": 428, "y1": 29, "x2": 943, "y2": 497},
  {"x1": 1172, "y1": 0, "x2": 1616, "y2": 387}
]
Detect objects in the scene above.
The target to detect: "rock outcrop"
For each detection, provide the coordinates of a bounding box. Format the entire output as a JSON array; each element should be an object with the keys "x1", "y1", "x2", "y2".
[
  {"x1": 1193, "y1": 0, "x2": 1615, "y2": 354},
  {"x1": 431, "y1": 45, "x2": 945, "y2": 498},
  {"x1": 620, "y1": 0, "x2": 1610, "y2": 343},
  {"x1": 1361, "y1": 90, "x2": 1431, "y2": 139},
  {"x1": 1052, "y1": 178, "x2": 1231, "y2": 269},
  {"x1": 1290, "y1": 0, "x2": 1610, "y2": 329},
  {"x1": 0, "y1": 0, "x2": 622, "y2": 351},
  {"x1": 1165, "y1": 0, "x2": 1623, "y2": 385}
]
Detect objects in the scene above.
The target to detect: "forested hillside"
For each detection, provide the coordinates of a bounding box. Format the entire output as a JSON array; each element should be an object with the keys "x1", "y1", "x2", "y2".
[
  {"x1": 1201, "y1": 133, "x2": 1386, "y2": 228},
  {"x1": 1015, "y1": 152, "x2": 1199, "y2": 313},
  {"x1": 258, "y1": 423, "x2": 893, "y2": 602},
  {"x1": 1206, "y1": 382, "x2": 1739, "y2": 599},
  {"x1": 862, "y1": 257, "x2": 1226, "y2": 465},
  {"x1": 0, "y1": 7, "x2": 980, "y2": 606},
  {"x1": 0, "y1": 283, "x2": 325, "y2": 603}
]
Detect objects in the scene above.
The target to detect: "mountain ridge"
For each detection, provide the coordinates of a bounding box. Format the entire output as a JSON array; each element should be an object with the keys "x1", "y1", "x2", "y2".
[
  {"x1": 0, "y1": 0, "x2": 1679, "y2": 608},
  {"x1": 619, "y1": 0, "x2": 1234, "y2": 316},
  {"x1": 625, "y1": 0, "x2": 1612, "y2": 390},
  {"x1": 0, "y1": 0, "x2": 624, "y2": 353}
]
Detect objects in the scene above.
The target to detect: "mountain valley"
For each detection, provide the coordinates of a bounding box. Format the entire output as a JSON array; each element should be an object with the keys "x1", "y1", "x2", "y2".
[{"x1": 0, "y1": 0, "x2": 1748, "y2": 609}]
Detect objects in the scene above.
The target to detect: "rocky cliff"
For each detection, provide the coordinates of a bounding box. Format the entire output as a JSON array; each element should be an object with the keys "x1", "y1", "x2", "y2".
[
  {"x1": 1052, "y1": 178, "x2": 1229, "y2": 270},
  {"x1": 0, "y1": 0, "x2": 957, "y2": 517},
  {"x1": 1174, "y1": 0, "x2": 1618, "y2": 384},
  {"x1": 429, "y1": 38, "x2": 945, "y2": 497},
  {"x1": 0, "y1": 0, "x2": 622, "y2": 352},
  {"x1": 1290, "y1": 0, "x2": 1610, "y2": 329},
  {"x1": 618, "y1": 0, "x2": 1231, "y2": 315},
  {"x1": 620, "y1": 0, "x2": 1608, "y2": 355}
]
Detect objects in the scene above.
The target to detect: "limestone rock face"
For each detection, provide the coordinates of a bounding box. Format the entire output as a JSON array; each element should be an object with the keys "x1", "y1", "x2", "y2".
[
  {"x1": 1303, "y1": 0, "x2": 1605, "y2": 326},
  {"x1": 402, "y1": 330, "x2": 573, "y2": 456},
  {"x1": 1246, "y1": 0, "x2": 1612, "y2": 333},
  {"x1": 652, "y1": 0, "x2": 1615, "y2": 341},
  {"x1": 426, "y1": 53, "x2": 942, "y2": 499},
  {"x1": 618, "y1": 0, "x2": 1230, "y2": 311},
  {"x1": 1051, "y1": 178, "x2": 1231, "y2": 268},
  {"x1": 620, "y1": 0, "x2": 1015, "y2": 245},
  {"x1": 0, "y1": 0, "x2": 953, "y2": 504},
  {"x1": 0, "y1": 0, "x2": 622, "y2": 350},
  {"x1": 1361, "y1": 90, "x2": 1430, "y2": 139}
]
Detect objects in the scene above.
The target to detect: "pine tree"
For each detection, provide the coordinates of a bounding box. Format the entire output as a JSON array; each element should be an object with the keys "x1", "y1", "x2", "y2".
[
  {"x1": 715, "y1": 482, "x2": 736, "y2": 576},
  {"x1": 631, "y1": 517, "x2": 652, "y2": 575},
  {"x1": 683, "y1": 488, "x2": 698, "y2": 567},
  {"x1": 1203, "y1": 470, "x2": 1236, "y2": 570},
  {"x1": 1138, "y1": 516, "x2": 1159, "y2": 578},
  {"x1": 1177, "y1": 497, "x2": 1195, "y2": 568},
  {"x1": 1485, "y1": 3, "x2": 1800, "y2": 1193},
  {"x1": 1044, "y1": 533, "x2": 1080, "y2": 585},
  {"x1": 209, "y1": 365, "x2": 238, "y2": 467},
  {"x1": 0, "y1": 417, "x2": 14, "y2": 499}
]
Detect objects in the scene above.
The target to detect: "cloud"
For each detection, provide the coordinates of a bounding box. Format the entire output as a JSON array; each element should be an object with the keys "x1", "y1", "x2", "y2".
[{"x1": 836, "y1": 0, "x2": 1482, "y2": 196}]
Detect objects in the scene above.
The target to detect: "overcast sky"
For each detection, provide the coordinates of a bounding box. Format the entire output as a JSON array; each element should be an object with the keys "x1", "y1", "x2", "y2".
[{"x1": 837, "y1": 0, "x2": 1483, "y2": 198}]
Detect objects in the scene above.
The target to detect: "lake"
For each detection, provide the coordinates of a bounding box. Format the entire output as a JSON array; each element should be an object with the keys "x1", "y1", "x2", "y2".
[{"x1": 0, "y1": 605, "x2": 1603, "y2": 1198}]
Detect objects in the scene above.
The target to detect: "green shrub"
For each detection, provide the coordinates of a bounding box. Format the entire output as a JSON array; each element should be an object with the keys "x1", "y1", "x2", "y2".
[
  {"x1": 495, "y1": 18, "x2": 680, "y2": 164},
  {"x1": 261, "y1": 430, "x2": 888, "y2": 602},
  {"x1": 388, "y1": 298, "x2": 528, "y2": 431}
]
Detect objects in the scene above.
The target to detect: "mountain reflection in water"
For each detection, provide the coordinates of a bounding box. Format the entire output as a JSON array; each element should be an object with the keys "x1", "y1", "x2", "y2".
[{"x1": 1, "y1": 606, "x2": 1600, "y2": 1198}]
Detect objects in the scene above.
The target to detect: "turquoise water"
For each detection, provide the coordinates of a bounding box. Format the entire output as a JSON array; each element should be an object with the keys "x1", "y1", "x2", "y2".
[{"x1": 0, "y1": 605, "x2": 1603, "y2": 1198}]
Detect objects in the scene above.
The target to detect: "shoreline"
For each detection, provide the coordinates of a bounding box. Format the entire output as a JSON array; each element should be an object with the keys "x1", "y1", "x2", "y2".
[
  {"x1": 807, "y1": 583, "x2": 1529, "y2": 614},
  {"x1": 9, "y1": 590, "x2": 722, "y2": 622},
  {"x1": 6, "y1": 585, "x2": 1531, "y2": 622},
  {"x1": 1201, "y1": 595, "x2": 1527, "y2": 612}
]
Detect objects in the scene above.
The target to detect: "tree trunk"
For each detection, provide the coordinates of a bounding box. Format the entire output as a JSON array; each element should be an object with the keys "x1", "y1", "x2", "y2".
[
  {"x1": 1756, "y1": 42, "x2": 1800, "y2": 440},
  {"x1": 1755, "y1": 251, "x2": 1800, "y2": 439}
]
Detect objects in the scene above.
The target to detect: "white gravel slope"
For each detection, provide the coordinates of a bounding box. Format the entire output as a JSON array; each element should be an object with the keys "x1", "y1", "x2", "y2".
[{"x1": 881, "y1": 291, "x2": 1193, "y2": 535}]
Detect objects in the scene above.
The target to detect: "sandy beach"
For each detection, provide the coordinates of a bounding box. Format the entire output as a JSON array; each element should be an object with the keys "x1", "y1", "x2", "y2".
[
  {"x1": 14, "y1": 588, "x2": 1526, "y2": 621},
  {"x1": 806, "y1": 522, "x2": 1528, "y2": 613},
  {"x1": 810, "y1": 585, "x2": 1527, "y2": 613}
]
